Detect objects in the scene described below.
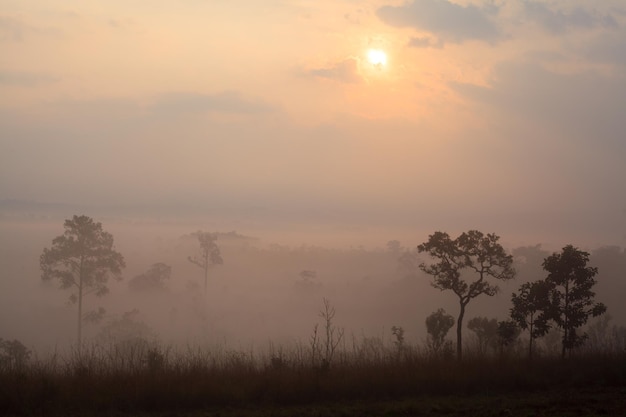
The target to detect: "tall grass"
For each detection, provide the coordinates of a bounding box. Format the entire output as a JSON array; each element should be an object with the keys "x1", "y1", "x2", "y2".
[{"x1": 1, "y1": 335, "x2": 625, "y2": 415}]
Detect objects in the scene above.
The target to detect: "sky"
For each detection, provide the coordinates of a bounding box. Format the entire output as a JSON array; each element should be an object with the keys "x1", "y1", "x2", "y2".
[{"x1": 1, "y1": 0, "x2": 625, "y2": 248}]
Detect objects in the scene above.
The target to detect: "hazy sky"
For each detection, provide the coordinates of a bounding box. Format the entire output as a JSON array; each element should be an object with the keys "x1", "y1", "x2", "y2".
[{"x1": 1, "y1": 0, "x2": 625, "y2": 247}]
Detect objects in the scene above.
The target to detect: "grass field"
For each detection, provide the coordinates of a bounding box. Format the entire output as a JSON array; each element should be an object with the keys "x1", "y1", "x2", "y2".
[{"x1": 1, "y1": 340, "x2": 625, "y2": 416}]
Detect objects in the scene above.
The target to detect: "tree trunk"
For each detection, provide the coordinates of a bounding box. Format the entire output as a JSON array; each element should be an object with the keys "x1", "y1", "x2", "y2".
[
  {"x1": 528, "y1": 330, "x2": 533, "y2": 360},
  {"x1": 77, "y1": 258, "x2": 84, "y2": 353},
  {"x1": 562, "y1": 280, "x2": 569, "y2": 359},
  {"x1": 77, "y1": 280, "x2": 83, "y2": 352},
  {"x1": 528, "y1": 315, "x2": 534, "y2": 360},
  {"x1": 457, "y1": 302, "x2": 466, "y2": 360},
  {"x1": 204, "y1": 251, "x2": 209, "y2": 295}
]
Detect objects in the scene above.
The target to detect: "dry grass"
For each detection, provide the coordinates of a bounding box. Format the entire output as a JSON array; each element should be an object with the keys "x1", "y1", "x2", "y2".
[{"x1": 1, "y1": 338, "x2": 625, "y2": 416}]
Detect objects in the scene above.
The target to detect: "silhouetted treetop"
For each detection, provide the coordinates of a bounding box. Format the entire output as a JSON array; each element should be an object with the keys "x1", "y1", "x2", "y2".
[
  {"x1": 40, "y1": 215, "x2": 125, "y2": 347},
  {"x1": 418, "y1": 230, "x2": 515, "y2": 360}
]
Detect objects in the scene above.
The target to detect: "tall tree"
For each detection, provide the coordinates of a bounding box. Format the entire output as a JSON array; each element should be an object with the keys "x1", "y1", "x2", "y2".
[
  {"x1": 510, "y1": 280, "x2": 552, "y2": 359},
  {"x1": 188, "y1": 231, "x2": 223, "y2": 295},
  {"x1": 40, "y1": 215, "x2": 125, "y2": 348},
  {"x1": 543, "y1": 245, "x2": 607, "y2": 358},
  {"x1": 418, "y1": 230, "x2": 516, "y2": 360}
]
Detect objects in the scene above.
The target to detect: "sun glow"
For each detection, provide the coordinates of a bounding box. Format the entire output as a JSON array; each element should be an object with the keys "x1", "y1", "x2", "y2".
[{"x1": 367, "y1": 49, "x2": 387, "y2": 67}]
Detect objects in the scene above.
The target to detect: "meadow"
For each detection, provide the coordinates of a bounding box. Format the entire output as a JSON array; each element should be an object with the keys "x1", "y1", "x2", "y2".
[{"x1": 1, "y1": 335, "x2": 625, "y2": 416}]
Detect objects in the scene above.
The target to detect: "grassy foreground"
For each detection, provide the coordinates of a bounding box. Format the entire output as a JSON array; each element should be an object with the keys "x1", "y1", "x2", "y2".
[{"x1": 1, "y1": 343, "x2": 625, "y2": 416}]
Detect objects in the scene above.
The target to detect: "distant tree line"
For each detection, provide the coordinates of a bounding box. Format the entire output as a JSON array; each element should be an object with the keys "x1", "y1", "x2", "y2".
[
  {"x1": 38, "y1": 215, "x2": 223, "y2": 350},
  {"x1": 31, "y1": 216, "x2": 611, "y2": 362}
]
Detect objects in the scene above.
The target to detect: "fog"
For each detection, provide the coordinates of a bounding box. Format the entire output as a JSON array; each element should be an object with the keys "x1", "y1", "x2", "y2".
[
  {"x1": 1, "y1": 204, "x2": 625, "y2": 354},
  {"x1": 2, "y1": 0, "x2": 626, "y2": 355}
]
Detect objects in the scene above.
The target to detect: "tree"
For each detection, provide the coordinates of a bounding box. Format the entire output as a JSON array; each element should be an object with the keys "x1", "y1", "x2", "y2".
[
  {"x1": 496, "y1": 320, "x2": 520, "y2": 357},
  {"x1": 510, "y1": 280, "x2": 552, "y2": 359},
  {"x1": 425, "y1": 308, "x2": 455, "y2": 355},
  {"x1": 467, "y1": 316, "x2": 499, "y2": 355},
  {"x1": 295, "y1": 270, "x2": 321, "y2": 295},
  {"x1": 0, "y1": 338, "x2": 31, "y2": 371},
  {"x1": 397, "y1": 248, "x2": 421, "y2": 279},
  {"x1": 188, "y1": 231, "x2": 223, "y2": 295},
  {"x1": 95, "y1": 309, "x2": 156, "y2": 349},
  {"x1": 391, "y1": 325, "x2": 406, "y2": 353},
  {"x1": 386, "y1": 240, "x2": 402, "y2": 254},
  {"x1": 418, "y1": 230, "x2": 516, "y2": 360},
  {"x1": 128, "y1": 262, "x2": 172, "y2": 292},
  {"x1": 543, "y1": 245, "x2": 607, "y2": 358},
  {"x1": 309, "y1": 298, "x2": 344, "y2": 370},
  {"x1": 40, "y1": 215, "x2": 125, "y2": 348}
]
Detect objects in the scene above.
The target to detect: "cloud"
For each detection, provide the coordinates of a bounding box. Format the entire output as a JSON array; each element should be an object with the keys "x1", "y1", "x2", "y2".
[
  {"x1": 0, "y1": 14, "x2": 63, "y2": 42},
  {"x1": 377, "y1": 1, "x2": 621, "y2": 47},
  {"x1": 376, "y1": 0, "x2": 501, "y2": 44},
  {"x1": 344, "y1": 9, "x2": 366, "y2": 25},
  {"x1": 451, "y1": 61, "x2": 626, "y2": 153},
  {"x1": 520, "y1": 1, "x2": 619, "y2": 34},
  {"x1": 152, "y1": 91, "x2": 275, "y2": 115},
  {"x1": 0, "y1": 70, "x2": 59, "y2": 86},
  {"x1": 408, "y1": 36, "x2": 445, "y2": 49},
  {"x1": 306, "y1": 57, "x2": 361, "y2": 83},
  {"x1": 581, "y1": 30, "x2": 626, "y2": 67}
]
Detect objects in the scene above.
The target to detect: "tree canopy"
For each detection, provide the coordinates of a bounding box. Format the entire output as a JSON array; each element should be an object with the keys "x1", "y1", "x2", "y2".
[
  {"x1": 188, "y1": 231, "x2": 223, "y2": 295},
  {"x1": 40, "y1": 215, "x2": 125, "y2": 347},
  {"x1": 418, "y1": 230, "x2": 515, "y2": 359},
  {"x1": 425, "y1": 308, "x2": 455, "y2": 355},
  {"x1": 129, "y1": 262, "x2": 172, "y2": 292},
  {"x1": 510, "y1": 280, "x2": 552, "y2": 359},
  {"x1": 543, "y1": 245, "x2": 607, "y2": 358}
]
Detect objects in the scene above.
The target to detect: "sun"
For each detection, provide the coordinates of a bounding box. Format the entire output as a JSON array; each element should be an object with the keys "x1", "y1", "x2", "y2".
[{"x1": 367, "y1": 49, "x2": 387, "y2": 67}]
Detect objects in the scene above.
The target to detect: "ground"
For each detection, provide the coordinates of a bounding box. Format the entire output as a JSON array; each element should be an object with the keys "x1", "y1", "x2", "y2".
[{"x1": 24, "y1": 386, "x2": 624, "y2": 417}]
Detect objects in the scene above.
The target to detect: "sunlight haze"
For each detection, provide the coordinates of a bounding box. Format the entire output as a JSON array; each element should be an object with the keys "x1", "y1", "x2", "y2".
[{"x1": 1, "y1": 0, "x2": 625, "y2": 248}]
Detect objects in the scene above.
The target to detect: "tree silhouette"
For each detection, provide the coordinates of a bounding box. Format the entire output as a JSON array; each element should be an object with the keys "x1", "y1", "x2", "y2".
[
  {"x1": 0, "y1": 338, "x2": 31, "y2": 370},
  {"x1": 425, "y1": 308, "x2": 455, "y2": 354},
  {"x1": 418, "y1": 230, "x2": 516, "y2": 360},
  {"x1": 129, "y1": 262, "x2": 172, "y2": 292},
  {"x1": 496, "y1": 320, "x2": 520, "y2": 357},
  {"x1": 510, "y1": 280, "x2": 552, "y2": 359},
  {"x1": 188, "y1": 231, "x2": 223, "y2": 295},
  {"x1": 543, "y1": 245, "x2": 607, "y2": 358},
  {"x1": 467, "y1": 316, "x2": 499, "y2": 355},
  {"x1": 40, "y1": 215, "x2": 125, "y2": 348}
]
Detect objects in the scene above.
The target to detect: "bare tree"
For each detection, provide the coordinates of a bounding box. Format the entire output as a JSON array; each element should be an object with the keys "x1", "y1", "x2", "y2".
[
  {"x1": 310, "y1": 298, "x2": 344, "y2": 370},
  {"x1": 40, "y1": 215, "x2": 125, "y2": 348}
]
